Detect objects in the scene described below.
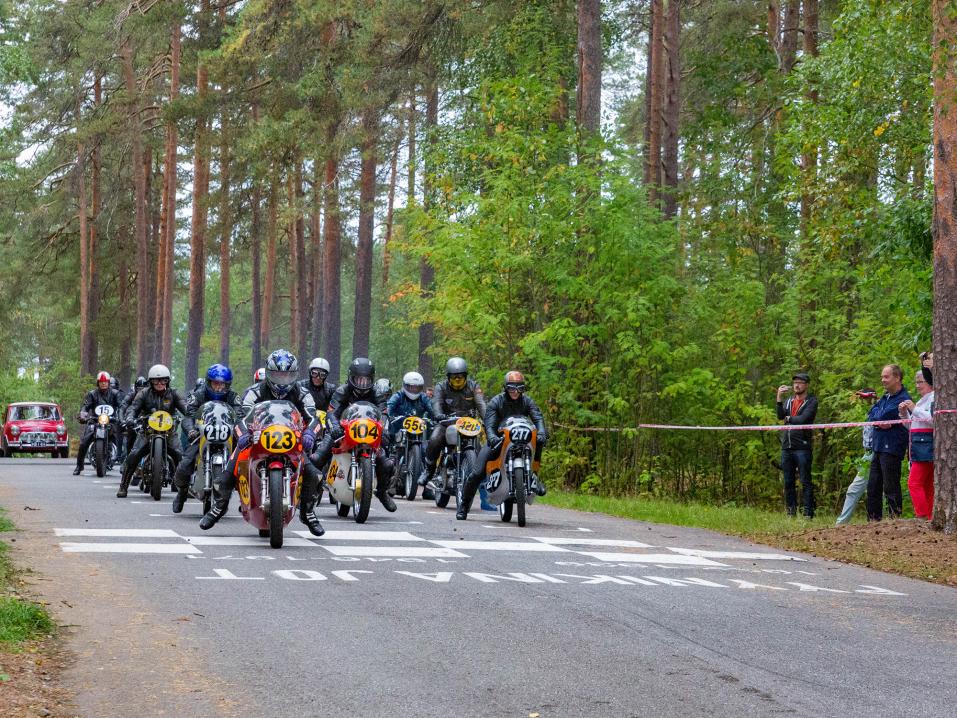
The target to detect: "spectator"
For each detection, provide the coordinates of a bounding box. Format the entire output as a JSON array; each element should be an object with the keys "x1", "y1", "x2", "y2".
[
  {"x1": 835, "y1": 388, "x2": 878, "y2": 526},
  {"x1": 899, "y1": 367, "x2": 935, "y2": 519},
  {"x1": 920, "y1": 351, "x2": 934, "y2": 369},
  {"x1": 865, "y1": 364, "x2": 911, "y2": 520},
  {"x1": 776, "y1": 372, "x2": 818, "y2": 518}
]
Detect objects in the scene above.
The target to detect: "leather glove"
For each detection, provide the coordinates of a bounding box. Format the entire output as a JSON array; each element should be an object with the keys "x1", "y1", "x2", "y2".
[
  {"x1": 329, "y1": 421, "x2": 344, "y2": 441},
  {"x1": 188, "y1": 429, "x2": 200, "y2": 442},
  {"x1": 301, "y1": 429, "x2": 315, "y2": 453},
  {"x1": 237, "y1": 432, "x2": 253, "y2": 450}
]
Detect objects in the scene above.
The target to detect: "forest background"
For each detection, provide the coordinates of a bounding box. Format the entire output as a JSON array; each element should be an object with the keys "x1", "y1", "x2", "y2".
[{"x1": 0, "y1": 0, "x2": 948, "y2": 517}]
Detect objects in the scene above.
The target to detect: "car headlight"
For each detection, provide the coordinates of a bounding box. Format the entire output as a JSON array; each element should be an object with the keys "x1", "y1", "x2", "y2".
[
  {"x1": 10, "y1": 426, "x2": 20, "y2": 436},
  {"x1": 56, "y1": 424, "x2": 66, "y2": 436}
]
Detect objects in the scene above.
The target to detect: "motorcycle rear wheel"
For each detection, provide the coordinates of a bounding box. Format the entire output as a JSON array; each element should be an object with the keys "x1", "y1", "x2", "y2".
[
  {"x1": 406, "y1": 446, "x2": 422, "y2": 501},
  {"x1": 513, "y1": 466, "x2": 527, "y2": 527},
  {"x1": 353, "y1": 455, "x2": 374, "y2": 523},
  {"x1": 499, "y1": 498, "x2": 513, "y2": 523},
  {"x1": 434, "y1": 465, "x2": 451, "y2": 508},
  {"x1": 268, "y1": 467, "x2": 284, "y2": 549},
  {"x1": 94, "y1": 438, "x2": 106, "y2": 478},
  {"x1": 150, "y1": 439, "x2": 164, "y2": 501}
]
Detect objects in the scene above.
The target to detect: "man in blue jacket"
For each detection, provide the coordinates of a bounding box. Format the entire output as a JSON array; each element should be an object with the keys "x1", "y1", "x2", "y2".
[{"x1": 865, "y1": 364, "x2": 911, "y2": 520}]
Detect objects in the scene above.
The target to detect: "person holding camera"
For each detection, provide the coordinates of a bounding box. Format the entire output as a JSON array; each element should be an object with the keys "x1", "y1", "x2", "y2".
[
  {"x1": 835, "y1": 389, "x2": 878, "y2": 525},
  {"x1": 865, "y1": 364, "x2": 911, "y2": 520},
  {"x1": 776, "y1": 372, "x2": 818, "y2": 518},
  {"x1": 899, "y1": 367, "x2": 935, "y2": 519}
]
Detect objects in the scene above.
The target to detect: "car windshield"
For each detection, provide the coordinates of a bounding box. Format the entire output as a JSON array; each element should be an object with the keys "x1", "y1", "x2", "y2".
[
  {"x1": 10, "y1": 405, "x2": 59, "y2": 421},
  {"x1": 248, "y1": 400, "x2": 304, "y2": 431}
]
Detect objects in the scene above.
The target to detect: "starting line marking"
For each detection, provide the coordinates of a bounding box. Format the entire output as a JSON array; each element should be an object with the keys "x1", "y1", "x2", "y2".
[
  {"x1": 667, "y1": 548, "x2": 807, "y2": 562},
  {"x1": 429, "y1": 540, "x2": 571, "y2": 553},
  {"x1": 55, "y1": 528, "x2": 181, "y2": 538},
  {"x1": 59, "y1": 542, "x2": 201, "y2": 554},
  {"x1": 531, "y1": 537, "x2": 655, "y2": 549},
  {"x1": 185, "y1": 536, "x2": 318, "y2": 547},
  {"x1": 292, "y1": 530, "x2": 424, "y2": 542},
  {"x1": 576, "y1": 551, "x2": 726, "y2": 566},
  {"x1": 320, "y1": 545, "x2": 468, "y2": 558}
]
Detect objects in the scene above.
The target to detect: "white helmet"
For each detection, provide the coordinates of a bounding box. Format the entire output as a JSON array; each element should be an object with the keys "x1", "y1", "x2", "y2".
[
  {"x1": 147, "y1": 364, "x2": 171, "y2": 381},
  {"x1": 309, "y1": 357, "x2": 331, "y2": 373},
  {"x1": 96, "y1": 370, "x2": 112, "y2": 384},
  {"x1": 402, "y1": 371, "x2": 425, "y2": 400}
]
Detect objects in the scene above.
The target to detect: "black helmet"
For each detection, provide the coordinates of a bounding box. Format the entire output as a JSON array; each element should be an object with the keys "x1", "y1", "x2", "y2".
[
  {"x1": 109, "y1": 376, "x2": 120, "y2": 391},
  {"x1": 348, "y1": 357, "x2": 375, "y2": 392},
  {"x1": 134, "y1": 376, "x2": 147, "y2": 390}
]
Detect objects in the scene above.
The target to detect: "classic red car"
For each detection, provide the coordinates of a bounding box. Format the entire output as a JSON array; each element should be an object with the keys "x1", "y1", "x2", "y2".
[{"x1": 1, "y1": 402, "x2": 69, "y2": 458}]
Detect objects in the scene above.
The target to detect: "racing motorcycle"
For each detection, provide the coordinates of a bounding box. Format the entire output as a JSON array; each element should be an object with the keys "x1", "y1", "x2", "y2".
[
  {"x1": 391, "y1": 415, "x2": 429, "y2": 500},
  {"x1": 191, "y1": 401, "x2": 236, "y2": 515},
  {"x1": 325, "y1": 402, "x2": 384, "y2": 523},
  {"x1": 482, "y1": 416, "x2": 539, "y2": 527},
  {"x1": 88, "y1": 404, "x2": 117, "y2": 477},
  {"x1": 136, "y1": 410, "x2": 178, "y2": 501},
  {"x1": 235, "y1": 400, "x2": 305, "y2": 549},
  {"x1": 434, "y1": 415, "x2": 483, "y2": 509}
]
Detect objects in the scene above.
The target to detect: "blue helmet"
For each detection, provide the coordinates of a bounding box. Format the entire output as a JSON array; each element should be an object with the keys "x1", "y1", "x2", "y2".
[
  {"x1": 265, "y1": 349, "x2": 299, "y2": 399},
  {"x1": 205, "y1": 363, "x2": 233, "y2": 400}
]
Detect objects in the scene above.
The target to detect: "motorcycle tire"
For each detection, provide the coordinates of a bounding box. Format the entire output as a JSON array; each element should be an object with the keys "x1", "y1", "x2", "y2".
[
  {"x1": 513, "y1": 466, "x2": 527, "y2": 527},
  {"x1": 353, "y1": 455, "x2": 374, "y2": 524},
  {"x1": 499, "y1": 498, "x2": 513, "y2": 523},
  {"x1": 94, "y1": 438, "x2": 106, "y2": 478},
  {"x1": 434, "y1": 467, "x2": 451, "y2": 508},
  {"x1": 407, "y1": 446, "x2": 423, "y2": 501},
  {"x1": 336, "y1": 501, "x2": 351, "y2": 517},
  {"x1": 457, "y1": 448, "x2": 476, "y2": 511},
  {"x1": 268, "y1": 467, "x2": 284, "y2": 549},
  {"x1": 150, "y1": 439, "x2": 164, "y2": 501}
]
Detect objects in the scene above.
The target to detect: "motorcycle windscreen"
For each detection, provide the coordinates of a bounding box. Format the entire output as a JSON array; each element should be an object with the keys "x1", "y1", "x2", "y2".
[
  {"x1": 341, "y1": 401, "x2": 381, "y2": 423},
  {"x1": 248, "y1": 400, "x2": 304, "y2": 432}
]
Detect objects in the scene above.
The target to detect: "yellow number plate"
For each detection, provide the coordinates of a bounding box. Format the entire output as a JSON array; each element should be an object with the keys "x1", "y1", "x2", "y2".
[
  {"x1": 260, "y1": 424, "x2": 297, "y2": 453},
  {"x1": 148, "y1": 411, "x2": 174, "y2": 432},
  {"x1": 237, "y1": 474, "x2": 250, "y2": 505},
  {"x1": 348, "y1": 418, "x2": 380, "y2": 444},
  {"x1": 456, "y1": 417, "x2": 482, "y2": 437},
  {"x1": 402, "y1": 416, "x2": 425, "y2": 434}
]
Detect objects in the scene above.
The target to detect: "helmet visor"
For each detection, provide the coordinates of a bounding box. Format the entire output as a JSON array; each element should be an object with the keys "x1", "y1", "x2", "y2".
[
  {"x1": 448, "y1": 374, "x2": 467, "y2": 391},
  {"x1": 266, "y1": 370, "x2": 297, "y2": 388},
  {"x1": 504, "y1": 382, "x2": 526, "y2": 394},
  {"x1": 310, "y1": 369, "x2": 328, "y2": 381},
  {"x1": 352, "y1": 375, "x2": 373, "y2": 391},
  {"x1": 403, "y1": 383, "x2": 423, "y2": 396}
]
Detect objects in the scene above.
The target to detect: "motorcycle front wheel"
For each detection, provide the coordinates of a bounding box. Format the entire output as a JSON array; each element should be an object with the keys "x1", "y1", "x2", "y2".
[
  {"x1": 150, "y1": 439, "x2": 164, "y2": 501},
  {"x1": 353, "y1": 455, "x2": 374, "y2": 523},
  {"x1": 268, "y1": 466, "x2": 284, "y2": 548},
  {"x1": 499, "y1": 498, "x2": 513, "y2": 523},
  {"x1": 94, "y1": 437, "x2": 106, "y2": 478},
  {"x1": 513, "y1": 466, "x2": 527, "y2": 527},
  {"x1": 434, "y1": 465, "x2": 451, "y2": 508}
]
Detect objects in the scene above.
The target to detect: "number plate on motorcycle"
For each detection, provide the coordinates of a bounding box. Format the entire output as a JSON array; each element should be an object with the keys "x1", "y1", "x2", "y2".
[
  {"x1": 456, "y1": 417, "x2": 482, "y2": 437},
  {"x1": 402, "y1": 416, "x2": 425, "y2": 434},
  {"x1": 349, "y1": 418, "x2": 380, "y2": 444},
  {"x1": 316, "y1": 409, "x2": 327, "y2": 425},
  {"x1": 148, "y1": 411, "x2": 174, "y2": 432},
  {"x1": 260, "y1": 424, "x2": 297, "y2": 453}
]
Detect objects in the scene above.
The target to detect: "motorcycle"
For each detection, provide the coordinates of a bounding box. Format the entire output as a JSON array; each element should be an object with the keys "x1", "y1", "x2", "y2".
[
  {"x1": 483, "y1": 416, "x2": 539, "y2": 527},
  {"x1": 192, "y1": 401, "x2": 236, "y2": 515},
  {"x1": 234, "y1": 400, "x2": 305, "y2": 549},
  {"x1": 433, "y1": 415, "x2": 483, "y2": 509},
  {"x1": 87, "y1": 405, "x2": 117, "y2": 477},
  {"x1": 391, "y1": 415, "x2": 429, "y2": 500},
  {"x1": 325, "y1": 402, "x2": 384, "y2": 523},
  {"x1": 135, "y1": 410, "x2": 178, "y2": 501}
]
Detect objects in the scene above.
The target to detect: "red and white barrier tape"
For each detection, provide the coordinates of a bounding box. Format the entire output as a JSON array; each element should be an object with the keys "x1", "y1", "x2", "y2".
[{"x1": 554, "y1": 409, "x2": 957, "y2": 434}]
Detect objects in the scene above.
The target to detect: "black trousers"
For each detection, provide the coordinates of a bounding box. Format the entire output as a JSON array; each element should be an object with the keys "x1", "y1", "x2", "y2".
[
  {"x1": 173, "y1": 440, "x2": 201, "y2": 490},
  {"x1": 460, "y1": 439, "x2": 544, "y2": 513},
  {"x1": 424, "y1": 425, "x2": 446, "y2": 468},
  {"x1": 214, "y1": 441, "x2": 322, "y2": 513},
  {"x1": 311, "y1": 435, "x2": 393, "y2": 497},
  {"x1": 75, "y1": 424, "x2": 119, "y2": 469},
  {"x1": 866, "y1": 451, "x2": 903, "y2": 520},
  {"x1": 121, "y1": 434, "x2": 182, "y2": 485}
]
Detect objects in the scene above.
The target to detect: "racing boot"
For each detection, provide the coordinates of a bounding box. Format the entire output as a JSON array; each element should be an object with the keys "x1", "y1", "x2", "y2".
[
  {"x1": 531, "y1": 473, "x2": 547, "y2": 497},
  {"x1": 299, "y1": 499, "x2": 325, "y2": 537},
  {"x1": 376, "y1": 485, "x2": 397, "y2": 512},
  {"x1": 171, "y1": 486, "x2": 189, "y2": 514},
  {"x1": 418, "y1": 461, "x2": 436, "y2": 488},
  {"x1": 200, "y1": 474, "x2": 235, "y2": 530},
  {"x1": 116, "y1": 470, "x2": 133, "y2": 498},
  {"x1": 73, "y1": 467, "x2": 82, "y2": 476}
]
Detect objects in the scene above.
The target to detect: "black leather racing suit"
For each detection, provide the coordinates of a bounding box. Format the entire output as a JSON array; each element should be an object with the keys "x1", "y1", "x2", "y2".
[
  {"x1": 424, "y1": 378, "x2": 487, "y2": 476},
  {"x1": 118, "y1": 387, "x2": 188, "y2": 492},
  {"x1": 75, "y1": 388, "x2": 123, "y2": 471},
  {"x1": 172, "y1": 387, "x2": 244, "y2": 493}
]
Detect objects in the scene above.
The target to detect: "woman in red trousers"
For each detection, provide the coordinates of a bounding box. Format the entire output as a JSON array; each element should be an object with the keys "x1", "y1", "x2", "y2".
[{"x1": 899, "y1": 367, "x2": 935, "y2": 519}]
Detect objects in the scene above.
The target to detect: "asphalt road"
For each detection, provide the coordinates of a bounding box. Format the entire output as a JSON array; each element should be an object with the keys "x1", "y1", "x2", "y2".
[{"x1": 1, "y1": 458, "x2": 955, "y2": 717}]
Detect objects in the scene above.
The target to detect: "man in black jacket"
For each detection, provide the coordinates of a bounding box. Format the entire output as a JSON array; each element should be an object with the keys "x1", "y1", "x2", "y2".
[
  {"x1": 117, "y1": 365, "x2": 188, "y2": 497},
  {"x1": 73, "y1": 371, "x2": 124, "y2": 475},
  {"x1": 776, "y1": 371, "x2": 819, "y2": 518},
  {"x1": 456, "y1": 371, "x2": 547, "y2": 520},
  {"x1": 299, "y1": 357, "x2": 337, "y2": 413}
]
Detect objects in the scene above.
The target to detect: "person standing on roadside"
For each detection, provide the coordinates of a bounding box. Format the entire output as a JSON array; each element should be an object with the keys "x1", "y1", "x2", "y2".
[
  {"x1": 865, "y1": 364, "x2": 911, "y2": 520},
  {"x1": 776, "y1": 372, "x2": 818, "y2": 518},
  {"x1": 898, "y1": 367, "x2": 935, "y2": 519},
  {"x1": 835, "y1": 389, "x2": 878, "y2": 526}
]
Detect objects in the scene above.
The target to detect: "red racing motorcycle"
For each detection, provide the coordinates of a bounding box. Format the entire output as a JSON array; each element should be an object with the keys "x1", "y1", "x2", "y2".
[{"x1": 325, "y1": 402, "x2": 384, "y2": 523}]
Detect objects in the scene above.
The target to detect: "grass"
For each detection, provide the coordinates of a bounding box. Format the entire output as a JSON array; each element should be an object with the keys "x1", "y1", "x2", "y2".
[{"x1": 0, "y1": 508, "x2": 55, "y2": 648}]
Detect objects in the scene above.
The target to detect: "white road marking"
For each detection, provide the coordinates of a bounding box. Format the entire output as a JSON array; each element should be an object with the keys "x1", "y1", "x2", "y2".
[
  {"x1": 577, "y1": 551, "x2": 727, "y2": 567},
  {"x1": 60, "y1": 542, "x2": 201, "y2": 554},
  {"x1": 320, "y1": 546, "x2": 468, "y2": 558},
  {"x1": 184, "y1": 536, "x2": 317, "y2": 547},
  {"x1": 197, "y1": 569, "x2": 264, "y2": 580},
  {"x1": 292, "y1": 530, "x2": 424, "y2": 542},
  {"x1": 531, "y1": 537, "x2": 655, "y2": 549},
  {"x1": 429, "y1": 540, "x2": 571, "y2": 553},
  {"x1": 667, "y1": 548, "x2": 807, "y2": 562},
  {"x1": 572, "y1": 528, "x2": 594, "y2": 532},
  {"x1": 55, "y1": 528, "x2": 181, "y2": 538}
]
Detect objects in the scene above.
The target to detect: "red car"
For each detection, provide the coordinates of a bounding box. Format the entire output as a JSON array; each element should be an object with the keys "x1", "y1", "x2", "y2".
[{"x1": 1, "y1": 402, "x2": 70, "y2": 458}]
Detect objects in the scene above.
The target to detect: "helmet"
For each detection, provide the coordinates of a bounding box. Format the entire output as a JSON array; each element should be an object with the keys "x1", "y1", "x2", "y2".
[
  {"x1": 147, "y1": 364, "x2": 171, "y2": 381},
  {"x1": 205, "y1": 363, "x2": 233, "y2": 400},
  {"x1": 503, "y1": 370, "x2": 526, "y2": 395},
  {"x1": 309, "y1": 357, "x2": 330, "y2": 383},
  {"x1": 96, "y1": 370, "x2": 111, "y2": 386},
  {"x1": 134, "y1": 376, "x2": 148, "y2": 390},
  {"x1": 374, "y1": 378, "x2": 392, "y2": 397},
  {"x1": 402, "y1": 371, "x2": 425, "y2": 400},
  {"x1": 348, "y1": 357, "x2": 375, "y2": 392},
  {"x1": 109, "y1": 376, "x2": 120, "y2": 391},
  {"x1": 446, "y1": 357, "x2": 468, "y2": 391},
  {"x1": 265, "y1": 349, "x2": 299, "y2": 399},
  {"x1": 254, "y1": 367, "x2": 266, "y2": 382},
  {"x1": 194, "y1": 378, "x2": 205, "y2": 391}
]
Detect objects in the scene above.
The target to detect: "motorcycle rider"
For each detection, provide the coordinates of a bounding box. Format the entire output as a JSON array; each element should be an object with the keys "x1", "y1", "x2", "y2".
[
  {"x1": 374, "y1": 377, "x2": 393, "y2": 405},
  {"x1": 117, "y1": 364, "x2": 188, "y2": 497},
  {"x1": 120, "y1": 376, "x2": 147, "y2": 461},
  {"x1": 309, "y1": 357, "x2": 397, "y2": 513},
  {"x1": 298, "y1": 357, "x2": 337, "y2": 412},
  {"x1": 73, "y1": 371, "x2": 123, "y2": 475},
  {"x1": 386, "y1": 372, "x2": 436, "y2": 441},
  {"x1": 421, "y1": 357, "x2": 486, "y2": 488},
  {"x1": 198, "y1": 349, "x2": 325, "y2": 537},
  {"x1": 171, "y1": 364, "x2": 243, "y2": 514},
  {"x1": 456, "y1": 370, "x2": 548, "y2": 520}
]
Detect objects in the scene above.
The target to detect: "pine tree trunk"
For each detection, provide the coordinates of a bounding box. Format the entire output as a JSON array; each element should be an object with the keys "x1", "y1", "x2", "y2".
[
  {"x1": 931, "y1": 0, "x2": 957, "y2": 534},
  {"x1": 645, "y1": 0, "x2": 664, "y2": 207},
  {"x1": 89, "y1": 76, "x2": 102, "y2": 371},
  {"x1": 261, "y1": 175, "x2": 279, "y2": 353},
  {"x1": 185, "y1": 0, "x2": 210, "y2": 386},
  {"x1": 144, "y1": 148, "x2": 158, "y2": 363},
  {"x1": 121, "y1": 41, "x2": 150, "y2": 375},
  {"x1": 119, "y1": 255, "x2": 132, "y2": 385},
  {"x1": 576, "y1": 0, "x2": 601, "y2": 139},
  {"x1": 77, "y1": 96, "x2": 91, "y2": 375},
  {"x1": 251, "y1": 104, "x2": 263, "y2": 370},
  {"x1": 382, "y1": 125, "x2": 401, "y2": 288},
  {"x1": 407, "y1": 91, "x2": 416, "y2": 205},
  {"x1": 321, "y1": 148, "x2": 342, "y2": 380},
  {"x1": 218, "y1": 130, "x2": 231, "y2": 365},
  {"x1": 661, "y1": 0, "x2": 681, "y2": 219},
  {"x1": 157, "y1": 21, "x2": 180, "y2": 369},
  {"x1": 353, "y1": 112, "x2": 378, "y2": 359},
  {"x1": 800, "y1": 0, "x2": 819, "y2": 238},
  {"x1": 418, "y1": 85, "x2": 438, "y2": 383},
  {"x1": 310, "y1": 160, "x2": 323, "y2": 359},
  {"x1": 295, "y1": 163, "x2": 308, "y2": 361},
  {"x1": 288, "y1": 171, "x2": 301, "y2": 358}
]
